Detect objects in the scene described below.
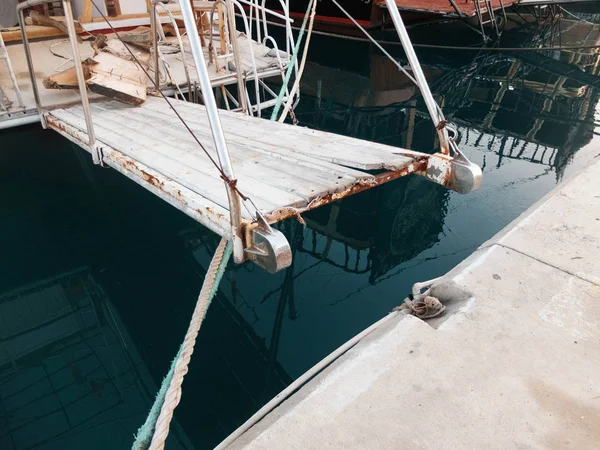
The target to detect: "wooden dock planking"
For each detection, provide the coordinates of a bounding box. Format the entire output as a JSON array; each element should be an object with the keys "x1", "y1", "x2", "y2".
[
  {"x1": 135, "y1": 100, "x2": 382, "y2": 178},
  {"x1": 46, "y1": 97, "x2": 416, "y2": 235},
  {"x1": 159, "y1": 99, "x2": 415, "y2": 170},
  {"x1": 50, "y1": 106, "x2": 297, "y2": 215},
  {"x1": 88, "y1": 103, "x2": 364, "y2": 203}
]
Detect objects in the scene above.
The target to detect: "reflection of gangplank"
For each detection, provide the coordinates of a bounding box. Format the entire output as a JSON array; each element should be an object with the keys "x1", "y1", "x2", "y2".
[{"x1": 0, "y1": 268, "x2": 193, "y2": 450}]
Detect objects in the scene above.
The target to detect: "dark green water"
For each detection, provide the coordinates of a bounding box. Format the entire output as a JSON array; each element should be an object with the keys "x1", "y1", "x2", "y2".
[{"x1": 2, "y1": 9, "x2": 600, "y2": 450}]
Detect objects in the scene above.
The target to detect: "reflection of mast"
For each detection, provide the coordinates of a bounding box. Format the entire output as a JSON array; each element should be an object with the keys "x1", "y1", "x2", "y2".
[
  {"x1": 263, "y1": 221, "x2": 302, "y2": 394},
  {"x1": 482, "y1": 59, "x2": 521, "y2": 129},
  {"x1": 182, "y1": 232, "x2": 293, "y2": 397}
]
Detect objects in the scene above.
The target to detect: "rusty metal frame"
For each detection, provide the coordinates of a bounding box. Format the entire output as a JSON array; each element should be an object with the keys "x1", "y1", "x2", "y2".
[
  {"x1": 259, "y1": 148, "x2": 481, "y2": 226},
  {"x1": 46, "y1": 113, "x2": 234, "y2": 237},
  {"x1": 47, "y1": 103, "x2": 480, "y2": 274}
]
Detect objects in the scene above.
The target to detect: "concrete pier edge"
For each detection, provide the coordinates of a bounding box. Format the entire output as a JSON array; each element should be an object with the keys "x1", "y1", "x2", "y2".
[{"x1": 226, "y1": 154, "x2": 600, "y2": 450}]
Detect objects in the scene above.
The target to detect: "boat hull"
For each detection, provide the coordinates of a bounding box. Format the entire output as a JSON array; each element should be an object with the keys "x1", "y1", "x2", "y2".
[{"x1": 263, "y1": 1, "x2": 456, "y2": 34}]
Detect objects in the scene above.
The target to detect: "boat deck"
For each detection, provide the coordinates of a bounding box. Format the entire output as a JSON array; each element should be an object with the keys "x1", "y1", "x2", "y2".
[
  {"x1": 374, "y1": 0, "x2": 520, "y2": 17},
  {"x1": 46, "y1": 97, "x2": 418, "y2": 238},
  {"x1": 0, "y1": 35, "x2": 288, "y2": 128}
]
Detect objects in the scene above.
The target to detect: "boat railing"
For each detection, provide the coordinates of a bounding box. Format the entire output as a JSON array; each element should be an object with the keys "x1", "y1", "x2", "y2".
[
  {"x1": 0, "y1": 32, "x2": 26, "y2": 117},
  {"x1": 232, "y1": 0, "x2": 299, "y2": 115},
  {"x1": 17, "y1": 0, "x2": 247, "y2": 263},
  {"x1": 149, "y1": 0, "x2": 298, "y2": 115},
  {"x1": 17, "y1": 0, "x2": 99, "y2": 162}
]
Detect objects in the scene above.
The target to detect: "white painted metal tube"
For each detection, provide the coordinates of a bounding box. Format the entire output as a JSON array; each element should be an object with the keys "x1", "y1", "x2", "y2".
[
  {"x1": 383, "y1": 0, "x2": 449, "y2": 152},
  {"x1": 226, "y1": 0, "x2": 249, "y2": 114},
  {"x1": 150, "y1": 4, "x2": 161, "y2": 90},
  {"x1": 0, "y1": 113, "x2": 40, "y2": 130},
  {"x1": 62, "y1": 0, "x2": 99, "y2": 163},
  {"x1": 214, "y1": 310, "x2": 401, "y2": 450},
  {"x1": 232, "y1": 0, "x2": 262, "y2": 116},
  {"x1": 16, "y1": 2, "x2": 45, "y2": 127},
  {"x1": 0, "y1": 34, "x2": 25, "y2": 109},
  {"x1": 177, "y1": 0, "x2": 244, "y2": 263},
  {"x1": 235, "y1": 0, "x2": 293, "y2": 23},
  {"x1": 154, "y1": 1, "x2": 192, "y2": 91}
]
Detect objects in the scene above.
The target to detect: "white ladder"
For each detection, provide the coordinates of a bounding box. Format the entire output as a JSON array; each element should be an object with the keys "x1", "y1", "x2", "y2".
[
  {"x1": 0, "y1": 32, "x2": 25, "y2": 115},
  {"x1": 474, "y1": 0, "x2": 501, "y2": 41}
]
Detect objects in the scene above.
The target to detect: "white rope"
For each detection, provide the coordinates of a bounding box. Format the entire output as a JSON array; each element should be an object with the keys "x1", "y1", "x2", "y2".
[
  {"x1": 396, "y1": 295, "x2": 445, "y2": 319},
  {"x1": 277, "y1": 0, "x2": 317, "y2": 122},
  {"x1": 148, "y1": 238, "x2": 229, "y2": 450}
]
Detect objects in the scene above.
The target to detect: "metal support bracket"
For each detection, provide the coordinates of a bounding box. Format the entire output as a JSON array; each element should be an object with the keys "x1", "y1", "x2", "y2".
[
  {"x1": 420, "y1": 145, "x2": 482, "y2": 194},
  {"x1": 244, "y1": 213, "x2": 292, "y2": 273}
]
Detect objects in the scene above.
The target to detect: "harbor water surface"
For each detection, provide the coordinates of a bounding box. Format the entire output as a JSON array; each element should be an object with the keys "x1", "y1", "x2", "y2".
[{"x1": 1, "y1": 10, "x2": 600, "y2": 450}]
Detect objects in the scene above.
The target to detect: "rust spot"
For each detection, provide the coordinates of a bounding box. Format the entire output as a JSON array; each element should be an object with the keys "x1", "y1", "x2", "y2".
[
  {"x1": 265, "y1": 157, "x2": 428, "y2": 223},
  {"x1": 139, "y1": 169, "x2": 164, "y2": 188},
  {"x1": 442, "y1": 165, "x2": 453, "y2": 187},
  {"x1": 204, "y1": 206, "x2": 226, "y2": 221}
]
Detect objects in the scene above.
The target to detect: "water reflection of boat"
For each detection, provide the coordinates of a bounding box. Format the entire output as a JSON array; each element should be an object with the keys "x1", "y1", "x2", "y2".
[
  {"x1": 296, "y1": 16, "x2": 600, "y2": 171},
  {"x1": 300, "y1": 177, "x2": 448, "y2": 282},
  {"x1": 282, "y1": 16, "x2": 600, "y2": 275}
]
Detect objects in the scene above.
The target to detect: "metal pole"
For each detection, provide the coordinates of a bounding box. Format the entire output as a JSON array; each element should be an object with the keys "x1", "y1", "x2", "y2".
[
  {"x1": 0, "y1": 33, "x2": 25, "y2": 110},
  {"x1": 150, "y1": 3, "x2": 160, "y2": 90},
  {"x1": 383, "y1": 0, "x2": 449, "y2": 152},
  {"x1": 225, "y1": 0, "x2": 249, "y2": 114},
  {"x1": 62, "y1": 0, "x2": 99, "y2": 164},
  {"x1": 17, "y1": 6, "x2": 45, "y2": 127},
  {"x1": 177, "y1": 0, "x2": 244, "y2": 263}
]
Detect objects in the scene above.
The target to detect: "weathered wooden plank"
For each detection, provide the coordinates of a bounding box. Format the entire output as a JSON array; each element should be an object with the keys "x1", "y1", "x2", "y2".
[
  {"x1": 118, "y1": 104, "x2": 375, "y2": 204},
  {"x1": 85, "y1": 106, "x2": 326, "y2": 206},
  {"x1": 49, "y1": 94, "x2": 419, "y2": 232},
  {"x1": 52, "y1": 106, "x2": 308, "y2": 213},
  {"x1": 87, "y1": 52, "x2": 147, "y2": 106},
  {"x1": 49, "y1": 107, "x2": 242, "y2": 214},
  {"x1": 119, "y1": 101, "x2": 372, "y2": 189},
  {"x1": 221, "y1": 109, "x2": 412, "y2": 163},
  {"x1": 168, "y1": 98, "x2": 414, "y2": 170},
  {"x1": 47, "y1": 112, "x2": 234, "y2": 238},
  {"x1": 43, "y1": 66, "x2": 89, "y2": 90},
  {"x1": 1, "y1": 26, "x2": 64, "y2": 43},
  {"x1": 138, "y1": 98, "x2": 375, "y2": 181},
  {"x1": 29, "y1": 11, "x2": 84, "y2": 41}
]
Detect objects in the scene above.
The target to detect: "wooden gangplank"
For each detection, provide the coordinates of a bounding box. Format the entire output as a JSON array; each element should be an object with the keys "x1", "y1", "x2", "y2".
[{"x1": 46, "y1": 97, "x2": 418, "y2": 239}]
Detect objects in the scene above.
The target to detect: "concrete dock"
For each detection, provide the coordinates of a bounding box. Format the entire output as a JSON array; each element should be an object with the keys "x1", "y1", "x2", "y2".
[{"x1": 225, "y1": 154, "x2": 600, "y2": 449}]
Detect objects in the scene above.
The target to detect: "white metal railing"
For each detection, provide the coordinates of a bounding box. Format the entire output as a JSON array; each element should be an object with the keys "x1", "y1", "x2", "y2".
[
  {"x1": 383, "y1": 0, "x2": 451, "y2": 154},
  {"x1": 150, "y1": 0, "x2": 299, "y2": 114},
  {"x1": 17, "y1": 0, "x2": 100, "y2": 163},
  {"x1": 176, "y1": 0, "x2": 245, "y2": 262},
  {"x1": 0, "y1": 32, "x2": 25, "y2": 116}
]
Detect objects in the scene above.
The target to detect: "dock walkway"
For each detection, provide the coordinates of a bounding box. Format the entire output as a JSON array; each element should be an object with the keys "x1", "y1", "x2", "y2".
[
  {"x1": 47, "y1": 96, "x2": 416, "y2": 237},
  {"x1": 224, "y1": 149, "x2": 600, "y2": 449}
]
